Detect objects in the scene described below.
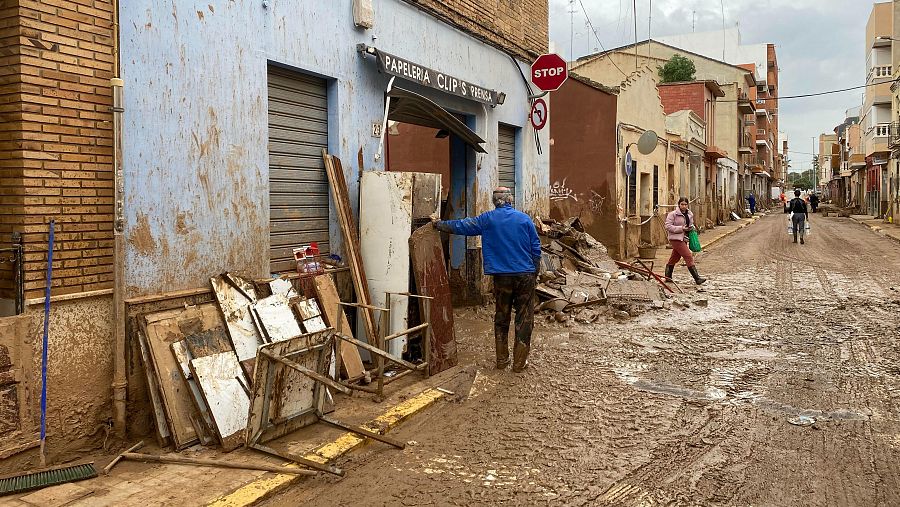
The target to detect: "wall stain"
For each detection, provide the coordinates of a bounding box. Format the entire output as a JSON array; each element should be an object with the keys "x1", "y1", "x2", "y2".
[{"x1": 129, "y1": 213, "x2": 156, "y2": 255}]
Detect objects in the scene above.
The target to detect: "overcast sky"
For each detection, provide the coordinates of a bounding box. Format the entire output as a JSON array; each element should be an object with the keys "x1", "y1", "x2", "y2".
[{"x1": 549, "y1": 0, "x2": 875, "y2": 172}]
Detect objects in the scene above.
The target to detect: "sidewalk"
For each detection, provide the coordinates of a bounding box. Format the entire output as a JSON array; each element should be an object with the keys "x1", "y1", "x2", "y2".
[
  {"x1": 847, "y1": 215, "x2": 900, "y2": 244},
  {"x1": 5, "y1": 366, "x2": 473, "y2": 507}
]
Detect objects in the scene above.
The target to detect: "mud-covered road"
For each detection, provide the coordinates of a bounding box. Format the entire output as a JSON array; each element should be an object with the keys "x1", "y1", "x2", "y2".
[{"x1": 266, "y1": 213, "x2": 900, "y2": 506}]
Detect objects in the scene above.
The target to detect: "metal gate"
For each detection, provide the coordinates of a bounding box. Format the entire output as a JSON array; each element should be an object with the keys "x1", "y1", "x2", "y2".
[
  {"x1": 498, "y1": 125, "x2": 517, "y2": 200},
  {"x1": 267, "y1": 67, "x2": 330, "y2": 273}
]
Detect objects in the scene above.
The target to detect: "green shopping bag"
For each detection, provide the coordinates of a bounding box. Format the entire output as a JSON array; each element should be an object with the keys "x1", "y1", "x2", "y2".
[{"x1": 687, "y1": 229, "x2": 702, "y2": 252}]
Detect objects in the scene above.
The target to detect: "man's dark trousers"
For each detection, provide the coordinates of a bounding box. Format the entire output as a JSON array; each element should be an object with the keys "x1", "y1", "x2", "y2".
[{"x1": 493, "y1": 273, "x2": 536, "y2": 371}]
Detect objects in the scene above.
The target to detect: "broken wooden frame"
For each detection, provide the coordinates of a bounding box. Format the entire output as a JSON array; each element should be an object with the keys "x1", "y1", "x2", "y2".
[
  {"x1": 333, "y1": 291, "x2": 433, "y2": 399},
  {"x1": 246, "y1": 329, "x2": 404, "y2": 476}
]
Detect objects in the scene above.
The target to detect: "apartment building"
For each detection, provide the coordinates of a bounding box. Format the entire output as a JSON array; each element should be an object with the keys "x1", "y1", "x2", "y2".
[{"x1": 862, "y1": 1, "x2": 892, "y2": 216}]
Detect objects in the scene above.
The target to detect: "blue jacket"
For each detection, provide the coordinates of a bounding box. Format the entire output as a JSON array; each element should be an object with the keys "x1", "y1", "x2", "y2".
[{"x1": 436, "y1": 205, "x2": 542, "y2": 275}]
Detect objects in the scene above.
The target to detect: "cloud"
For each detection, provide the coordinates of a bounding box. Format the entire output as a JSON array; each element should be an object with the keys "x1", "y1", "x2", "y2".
[{"x1": 552, "y1": 0, "x2": 872, "y2": 171}]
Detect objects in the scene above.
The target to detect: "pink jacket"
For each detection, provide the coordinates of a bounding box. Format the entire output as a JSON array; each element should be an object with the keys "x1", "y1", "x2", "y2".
[{"x1": 665, "y1": 209, "x2": 694, "y2": 242}]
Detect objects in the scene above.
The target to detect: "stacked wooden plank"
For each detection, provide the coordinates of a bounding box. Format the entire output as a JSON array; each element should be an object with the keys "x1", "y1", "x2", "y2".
[{"x1": 137, "y1": 272, "x2": 363, "y2": 450}]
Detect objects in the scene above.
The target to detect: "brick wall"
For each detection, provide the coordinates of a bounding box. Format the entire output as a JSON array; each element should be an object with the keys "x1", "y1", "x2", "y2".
[
  {"x1": 400, "y1": 0, "x2": 549, "y2": 60},
  {"x1": 657, "y1": 83, "x2": 706, "y2": 120},
  {"x1": 0, "y1": 1, "x2": 115, "y2": 299},
  {"x1": 0, "y1": 3, "x2": 21, "y2": 298}
]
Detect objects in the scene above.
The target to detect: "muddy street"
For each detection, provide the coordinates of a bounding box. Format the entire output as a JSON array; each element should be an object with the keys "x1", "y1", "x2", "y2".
[{"x1": 265, "y1": 213, "x2": 900, "y2": 506}]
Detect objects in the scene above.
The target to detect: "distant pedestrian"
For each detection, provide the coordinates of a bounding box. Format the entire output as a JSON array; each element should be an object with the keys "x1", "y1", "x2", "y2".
[
  {"x1": 809, "y1": 192, "x2": 820, "y2": 213},
  {"x1": 432, "y1": 187, "x2": 541, "y2": 372},
  {"x1": 747, "y1": 193, "x2": 757, "y2": 215},
  {"x1": 664, "y1": 197, "x2": 707, "y2": 285},
  {"x1": 788, "y1": 189, "x2": 809, "y2": 244}
]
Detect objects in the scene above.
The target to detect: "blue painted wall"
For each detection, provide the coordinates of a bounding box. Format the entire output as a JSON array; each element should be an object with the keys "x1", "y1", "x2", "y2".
[{"x1": 120, "y1": 0, "x2": 549, "y2": 296}]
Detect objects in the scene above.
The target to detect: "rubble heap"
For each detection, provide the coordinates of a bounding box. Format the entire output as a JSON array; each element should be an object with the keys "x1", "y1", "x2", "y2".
[{"x1": 533, "y1": 217, "x2": 666, "y2": 324}]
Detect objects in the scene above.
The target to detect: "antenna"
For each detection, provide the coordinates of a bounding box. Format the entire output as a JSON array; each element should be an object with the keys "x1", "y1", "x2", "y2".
[
  {"x1": 569, "y1": 0, "x2": 576, "y2": 63},
  {"x1": 692, "y1": 10, "x2": 696, "y2": 32}
]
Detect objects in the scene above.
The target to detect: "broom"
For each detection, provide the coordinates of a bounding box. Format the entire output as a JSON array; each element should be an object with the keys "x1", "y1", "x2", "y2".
[{"x1": 0, "y1": 220, "x2": 98, "y2": 496}]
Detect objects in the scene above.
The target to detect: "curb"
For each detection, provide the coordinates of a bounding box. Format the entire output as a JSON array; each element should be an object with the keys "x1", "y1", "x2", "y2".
[
  {"x1": 848, "y1": 216, "x2": 900, "y2": 245},
  {"x1": 207, "y1": 388, "x2": 445, "y2": 507}
]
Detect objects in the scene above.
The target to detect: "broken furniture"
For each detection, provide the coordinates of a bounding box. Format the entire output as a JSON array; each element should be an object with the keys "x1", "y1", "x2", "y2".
[
  {"x1": 246, "y1": 329, "x2": 404, "y2": 471},
  {"x1": 333, "y1": 295, "x2": 434, "y2": 399},
  {"x1": 358, "y1": 170, "x2": 441, "y2": 358}
]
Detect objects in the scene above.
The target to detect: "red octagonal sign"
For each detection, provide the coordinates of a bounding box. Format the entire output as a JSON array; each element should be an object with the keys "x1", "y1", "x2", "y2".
[{"x1": 531, "y1": 54, "x2": 568, "y2": 92}]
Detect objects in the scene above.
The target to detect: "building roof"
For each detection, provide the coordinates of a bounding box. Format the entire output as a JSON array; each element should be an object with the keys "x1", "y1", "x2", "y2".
[
  {"x1": 575, "y1": 38, "x2": 757, "y2": 78},
  {"x1": 568, "y1": 72, "x2": 619, "y2": 95}
]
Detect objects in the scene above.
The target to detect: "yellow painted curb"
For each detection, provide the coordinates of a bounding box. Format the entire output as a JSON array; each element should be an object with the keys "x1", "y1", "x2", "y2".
[{"x1": 208, "y1": 388, "x2": 445, "y2": 507}]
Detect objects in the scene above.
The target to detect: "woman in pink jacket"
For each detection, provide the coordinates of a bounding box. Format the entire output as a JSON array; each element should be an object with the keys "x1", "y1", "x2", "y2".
[{"x1": 664, "y1": 197, "x2": 707, "y2": 285}]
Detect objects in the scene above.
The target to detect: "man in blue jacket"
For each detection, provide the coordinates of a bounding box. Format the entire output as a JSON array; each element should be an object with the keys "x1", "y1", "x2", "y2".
[{"x1": 432, "y1": 187, "x2": 542, "y2": 372}]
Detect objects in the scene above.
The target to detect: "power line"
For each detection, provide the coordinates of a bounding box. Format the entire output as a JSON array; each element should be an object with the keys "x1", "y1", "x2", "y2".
[
  {"x1": 718, "y1": 83, "x2": 869, "y2": 102},
  {"x1": 577, "y1": 0, "x2": 629, "y2": 78}
]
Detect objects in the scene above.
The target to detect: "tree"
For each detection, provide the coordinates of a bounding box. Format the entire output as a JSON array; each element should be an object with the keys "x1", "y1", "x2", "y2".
[{"x1": 658, "y1": 55, "x2": 696, "y2": 83}]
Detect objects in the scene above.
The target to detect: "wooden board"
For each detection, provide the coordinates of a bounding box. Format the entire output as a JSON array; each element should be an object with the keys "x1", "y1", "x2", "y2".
[
  {"x1": 141, "y1": 308, "x2": 200, "y2": 449},
  {"x1": 359, "y1": 171, "x2": 412, "y2": 357},
  {"x1": 323, "y1": 151, "x2": 379, "y2": 344},
  {"x1": 177, "y1": 304, "x2": 234, "y2": 358},
  {"x1": 136, "y1": 332, "x2": 171, "y2": 447},
  {"x1": 190, "y1": 352, "x2": 250, "y2": 451},
  {"x1": 170, "y1": 340, "x2": 216, "y2": 445},
  {"x1": 409, "y1": 224, "x2": 458, "y2": 375},
  {"x1": 246, "y1": 332, "x2": 330, "y2": 445},
  {"x1": 313, "y1": 274, "x2": 364, "y2": 378},
  {"x1": 210, "y1": 274, "x2": 262, "y2": 371},
  {"x1": 253, "y1": 293, "x2": 303, "y2": 342}
]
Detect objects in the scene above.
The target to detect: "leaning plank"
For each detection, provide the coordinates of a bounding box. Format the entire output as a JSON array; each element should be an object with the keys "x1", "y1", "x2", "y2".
[
  {"x1": 313, "y1": 274, "x2": 364, "y2": 378},
  {"x1": 170, "y1": 340, "x2": 216, "y2": 445},
  {"x1": 210, "y1": 274, "x2": 262, "y2": 375},
  {"x1": 136, "y1": 331, "x2": 171, "y2": 447},
  {"x1": 141, "y1": 309, "x2": 199, "y2": 449},
  {"x1": 190, "y1": 352, "x2": 249, "y2": 452},
  {"x1": 323, "y1": 150, "x2": 379, "y2": 344},
  {"x1": 409, "y1": 224, "x2": 458, "y2": 374},
  {"x1": 253, "y1": 293, "x2": 303, "y2": 342}
]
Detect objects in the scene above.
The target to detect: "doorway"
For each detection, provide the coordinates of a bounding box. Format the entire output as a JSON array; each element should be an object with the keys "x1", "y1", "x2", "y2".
[{"x1": 385, "y1": 116, "x2": 480, "y2": 307}]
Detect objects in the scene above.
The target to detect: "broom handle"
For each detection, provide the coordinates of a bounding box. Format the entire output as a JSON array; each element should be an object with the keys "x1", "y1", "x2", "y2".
[{"x1": 40, "y1": 219, "x2": 54, "y2": 467}]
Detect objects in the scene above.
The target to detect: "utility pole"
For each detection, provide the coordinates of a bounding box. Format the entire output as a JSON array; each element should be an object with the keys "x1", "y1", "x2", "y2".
[{"x1": 569, "y1": 0, "x2": 575, "y2": 64}]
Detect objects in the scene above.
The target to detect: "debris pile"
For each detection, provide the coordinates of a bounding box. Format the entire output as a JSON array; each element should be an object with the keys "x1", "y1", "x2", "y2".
[{"x1": 533, "y1": 217, "x2": 672, "y2": 324}]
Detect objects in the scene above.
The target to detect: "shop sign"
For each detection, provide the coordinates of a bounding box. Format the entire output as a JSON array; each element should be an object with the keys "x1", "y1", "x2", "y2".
[{"x1": 376, "y1": 50, "x2": 498, "y2": 106}]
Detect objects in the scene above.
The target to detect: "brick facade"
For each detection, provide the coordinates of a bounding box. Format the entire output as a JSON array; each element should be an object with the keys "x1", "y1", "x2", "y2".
[
  {"x1": 657, "y1": 83, "x2": 707, "y2": 120},
  {"x1": 0, "y1": 1, "x2": 116, "y2": 299},
  {"x1": 400, "y1": 0, "x2": 549, "y2": 60}
]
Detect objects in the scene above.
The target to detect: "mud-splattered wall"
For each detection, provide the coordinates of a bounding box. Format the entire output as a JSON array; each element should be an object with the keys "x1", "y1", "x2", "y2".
[{"x1": 120, "y1": 0, "x2": 549, "y2": 297}]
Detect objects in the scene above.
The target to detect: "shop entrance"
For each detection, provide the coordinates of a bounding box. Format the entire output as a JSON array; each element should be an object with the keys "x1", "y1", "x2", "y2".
[{"x1": 385, "y1": 116, "x2": 481, "y2": 307}]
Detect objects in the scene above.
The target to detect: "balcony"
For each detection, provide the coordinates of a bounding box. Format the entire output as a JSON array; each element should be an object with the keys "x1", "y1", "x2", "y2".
[
  {"x1": 739, "y1": 133, "x2": 753, "y2": 154},
  {"x1": 867, "y1": 65, "x2": 892, "y2": 82},
  {"x1": 738, "y1": 92, "x2": 755, "y2": 114},
  {"x1": 890, "y1": 122, "x2": 900, "y2": 149},
  {"x1": 745, "y1": 116, "x2": 756, "y2": 126},
  {"x1": 873, "y1": 122, "x2": 890, "y2": 138}
]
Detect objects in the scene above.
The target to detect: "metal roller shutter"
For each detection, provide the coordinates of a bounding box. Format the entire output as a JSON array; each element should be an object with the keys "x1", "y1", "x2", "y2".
[
  {"x1": 498, "y1": 125, "x2": 517, "y2": 199},
  {"x1": 267, "y1": 67, "x2": 329, "y2": 272}
]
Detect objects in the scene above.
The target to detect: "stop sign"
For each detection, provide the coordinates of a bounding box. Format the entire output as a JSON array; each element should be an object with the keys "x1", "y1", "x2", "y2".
[{"x1": 531, "y1": 54, "x2": 568, "y2": 92}]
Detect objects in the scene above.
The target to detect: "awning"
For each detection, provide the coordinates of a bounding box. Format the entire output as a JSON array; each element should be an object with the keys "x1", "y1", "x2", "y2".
[{"x1": 387, "y1": 87, "x2": 487, "y2": 153}]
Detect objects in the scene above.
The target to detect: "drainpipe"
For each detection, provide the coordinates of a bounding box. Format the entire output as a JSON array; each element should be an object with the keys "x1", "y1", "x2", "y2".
[{"x1": 111, "y1": 0, "x2": 127, "y2": 439}]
